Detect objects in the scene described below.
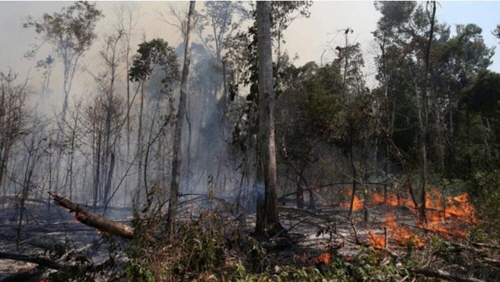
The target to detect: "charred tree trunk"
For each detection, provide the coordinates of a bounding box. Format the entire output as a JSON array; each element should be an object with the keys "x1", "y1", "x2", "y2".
[
  {"x1": 167, "y1": 0, "x2": 196, "y2": 237},
  {"x1": 103, "y1": 152, "x2": 115, "y2": 209},
  {"x1": 255, "y1": 1, "x2": 282, "y2": 236},
  {"x1": 136, "y1": 81, "x2": 145, "y2": 201},
  {"x1": 296, "y1": 174, "x2": 304, "y2": 209},
  {"x1": 66, "y1": 115, "x2": 78, "y2": 200},
  {"x1": 50, "y1": 193, "x2": 135, "y2": 239},
  {"x1": 418, "y1": 0, "x2": 436, "y2": 223},
  {"x1": 92, "y1": 131, "x2": 102, "y2": 211}
]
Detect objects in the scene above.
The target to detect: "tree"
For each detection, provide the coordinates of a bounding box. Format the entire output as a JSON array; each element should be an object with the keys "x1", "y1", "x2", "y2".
[
  {"x1": 223, "y1": 1, "x2": 311, "y2": 219},
  {"x1": 196, "y1": 1, "x2": 249, "y2": 62},
  {"x1": 255, "y1": 1, "x2": 282, "y2": 236},
  {"x1": 417, "y1": 0, "x2": 436, "y2": 223},
  {"x1": 129, "y1": 39, "x2": 179, "y2": 206},
  {"x1": 493, "y1": 24, "x2": 500, "y2": 41},
  {"x1": 0, "y1": 71, "x2": 30, "y2": 194},
  {"x1": 372, "y1": 1, "x2": 435, "y2": 212},
  {"x1": 277, "y1": 62, "x2": 343, "y2": 210},
  {"x1": 116, "y1": 3, "x2": 141, "y2": 158},
  {"x1": 166, "y1": 1, "x2": 196, "y2": 238},
  {"x1": 23, "y1": 1, "x2": 102, "y2": 192}
]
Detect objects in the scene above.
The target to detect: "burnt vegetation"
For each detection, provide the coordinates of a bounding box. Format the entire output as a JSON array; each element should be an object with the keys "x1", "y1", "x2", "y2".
[{"x1": 1, "y1": 1, "x2": 500, "y2": 281}]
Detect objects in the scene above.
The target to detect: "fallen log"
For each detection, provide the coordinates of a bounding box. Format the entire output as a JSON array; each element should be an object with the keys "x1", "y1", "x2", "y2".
[
  {"x1": 0, "y1": 266, "x2": 46, "y2": 282},
  {"x1": 481, "y1": 257, "x2": 500, "y2": 268},
  {"x1": 446, "y1": 241, "x2": 487, "y2": 256},
  {"x1": 469, "y1": 241, "x2": 500, "y2": 250},
  {"x1": 0, "y1": 252, "x2": 61, "y2": 270},
  {"x1": 49, "y1": 193, "x2": 134, "y2": 239},
  {"x1": 413, "y1": 268, "x2": 484, "y2": 282}
]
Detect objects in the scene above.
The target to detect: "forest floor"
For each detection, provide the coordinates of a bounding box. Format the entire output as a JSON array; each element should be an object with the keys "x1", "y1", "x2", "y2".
[
  {"x1": 0, "y1": 195, "x2": 499, "y2": 281},
  {"x1": 0, "y1": 198, "x2": 132, "y2": 281}
]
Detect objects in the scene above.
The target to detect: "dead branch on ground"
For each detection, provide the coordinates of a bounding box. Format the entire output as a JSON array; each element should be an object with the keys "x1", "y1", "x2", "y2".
[
  {"x1": 0, "y1": 266, "x2": 46, "y2": 282},
  {"x1": 49, "y1": 192, "x2": 134, "y2": 239},
  {"x1": 412, "y1": 268, "x2": 485, "y2": 282},
  {"x1": 0, "y1": 252, "x2": 62, "y2": 269}
]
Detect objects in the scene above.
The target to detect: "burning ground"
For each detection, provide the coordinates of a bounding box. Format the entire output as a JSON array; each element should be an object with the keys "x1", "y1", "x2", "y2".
[{"x1": 0, "y1": 187, "x2": 499, "y2": 281}]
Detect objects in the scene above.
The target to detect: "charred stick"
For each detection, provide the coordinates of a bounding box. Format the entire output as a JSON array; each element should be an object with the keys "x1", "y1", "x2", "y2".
[
  {"x1": 49, "y1": 192, "x2": 134, "y2": 239},
  {"x1": 412, "y1": 268, "x2": 484, "y2": 282}
]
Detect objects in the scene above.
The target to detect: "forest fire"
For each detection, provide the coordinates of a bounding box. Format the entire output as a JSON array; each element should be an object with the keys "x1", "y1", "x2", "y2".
[
  {"x1": 339, "y1": 189, "x2": 364, "y2": 211},
  {"x1": 313, "y1": 252, "x2": 332, "y2": 265},
  {"x1": 2, "y1": 1, "x2": 499, "y2": 281},
  {"x1": 339, "y1": 188, "x2": 477, "y2": 247}
]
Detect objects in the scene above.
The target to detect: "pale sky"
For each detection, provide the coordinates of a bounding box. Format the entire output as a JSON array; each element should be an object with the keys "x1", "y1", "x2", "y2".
[{"x1": 0, "y1": 1, "x2": 499, "y2": 95}]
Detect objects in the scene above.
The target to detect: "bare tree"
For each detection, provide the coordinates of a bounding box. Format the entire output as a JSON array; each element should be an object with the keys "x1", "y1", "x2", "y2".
[
  {"x1": 0, "y1": 71, "x2": 29, "y2": 195},
  {"x1": 16, "y1": 122, "x2": 47, "y2": 250},
  {"x1": 116, "y1": 3, "x2": 141, "y2": 158},
  {"x1": 23, "y1": 1, "x2": 103, "y2": 193},
  {"x1": 166, "y1": 1, "x2": 196, "y2": 238}
]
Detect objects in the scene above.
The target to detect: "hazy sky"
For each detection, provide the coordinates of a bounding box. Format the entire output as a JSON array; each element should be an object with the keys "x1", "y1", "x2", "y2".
[{"x1": 0, "y1": 1, "x2": 499, "y2": 93}]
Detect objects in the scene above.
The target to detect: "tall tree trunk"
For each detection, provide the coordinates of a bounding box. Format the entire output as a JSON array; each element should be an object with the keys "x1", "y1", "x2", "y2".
[
  {"x1": 93, "y1": 133, "x2": 102, "y2": 211},
  {"x1": 103, "y1": 152, "x2": 115, "y2": 209},
  {"x1": 167, "y1": 0, "x2": 196, "y2": 237},
  {"x1": 296, "y1": 174, "x2": 304, "y2": 209},
  {"x1": 186, "y1": 110, "x2": 192, "y2": 193},
  {"x1": 55, "y1": 56, "x2": 80, "y2": 193},
  {"x1": 66, "y1": 116, "x2": 78, "y2": 200},
  {"x1": 419, "y1": 0, "x2": 436, "y2": 223},
  {"x1": 136, "y1": 81, "x2": 145, "y2": 201},
  {"x1": 255, "y1": 1, "x2": 281, "y2": 236}
]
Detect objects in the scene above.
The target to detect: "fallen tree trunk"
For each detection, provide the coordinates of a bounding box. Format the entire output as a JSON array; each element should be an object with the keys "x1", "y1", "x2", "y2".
[
  {"x1": 49, "y1": 192, "x2": 134, "y2": 239},
  {"x1": 0, "y1": 266, "x2": 46, "y2": 282},
  {"x1": 0, "y1": 252, "x2": 61, "y2": 270},
  {"x1": 413, "y1": 268, "x2": 484, "y2": 282}
]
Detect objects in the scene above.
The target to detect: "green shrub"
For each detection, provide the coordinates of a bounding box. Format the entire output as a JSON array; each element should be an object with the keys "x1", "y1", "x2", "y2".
[{"x1": 467, "y1": 170, "x2": 500, "y2": 242}]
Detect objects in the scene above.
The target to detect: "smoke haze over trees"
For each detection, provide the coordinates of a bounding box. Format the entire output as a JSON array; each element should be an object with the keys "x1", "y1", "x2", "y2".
[{"x1": 1, "y1": 1, "x2": 500, "y2": 281}]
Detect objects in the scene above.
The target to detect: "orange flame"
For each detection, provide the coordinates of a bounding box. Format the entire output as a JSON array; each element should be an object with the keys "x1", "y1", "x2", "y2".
[
  {"x1": 369, "y1": 230, "x2": 385, "y2": 248},
  {"x1": 340, "y1": 188, "x2": 364, "y2": 211},
  {"x1": 314, "y1": 252, "x2": 332, "y2": 264},
  {"x1": 417, "y1": 190, "x2": 477, "y2": 237},
  {"x1": 385, "y1": 212, "x2": 425, "y2": 248},
  {"x1": 340, "y1": 187, "x2": 476, "y2": 246},
  {"x1": 370, "y1": 192, "x2": 417, "y2": 209},
  {"x1": 368, "y1": 212, "x2": 424, "y2": 248}
]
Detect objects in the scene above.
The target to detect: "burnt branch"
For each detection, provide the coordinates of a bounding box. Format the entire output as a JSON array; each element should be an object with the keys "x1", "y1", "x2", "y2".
[{"x1": 49, "y1": 192, "x2": 134, "y2": 239}]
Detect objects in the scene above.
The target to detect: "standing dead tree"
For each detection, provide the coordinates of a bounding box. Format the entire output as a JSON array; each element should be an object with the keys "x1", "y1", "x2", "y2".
[
  {"x1": 167, "y1": 0, "x2": 196, "y2": 237},
  {"x1": 0, "y1": 71, "x2": 29, "y2": 196},
  {"x1": 23, "y1": 1, "x2": 102, "y2": 193}
]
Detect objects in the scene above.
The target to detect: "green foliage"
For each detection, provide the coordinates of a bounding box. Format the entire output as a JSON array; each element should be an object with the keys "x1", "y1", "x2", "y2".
[
  {"x1": 494, "y1": 24, "x2": 500, "y2": 40},
  {"x1": 235, "y1": 248, "x2": 406, "y2": 282},
  {"x1": 467, "y1": 170, "x2": 500, "y2": 241},
  {"x1": 169, "y1": 215, "x2": 226, "y2": 274},
  {"x1": 464, "y1": 71, "x2": 500, "y2": 116},
  {"x1": 129, "y1": 38, "x2": 179, "y2": 86},
  {"x1": 124, "y1": 262, "x2": 156, "y2": 282},
  {"x1": 126, "y1": 211, "x2": 238, "y2": 281},
  {"x1": 23, "y1": 1, "x2": 103, "y2": 57}
]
